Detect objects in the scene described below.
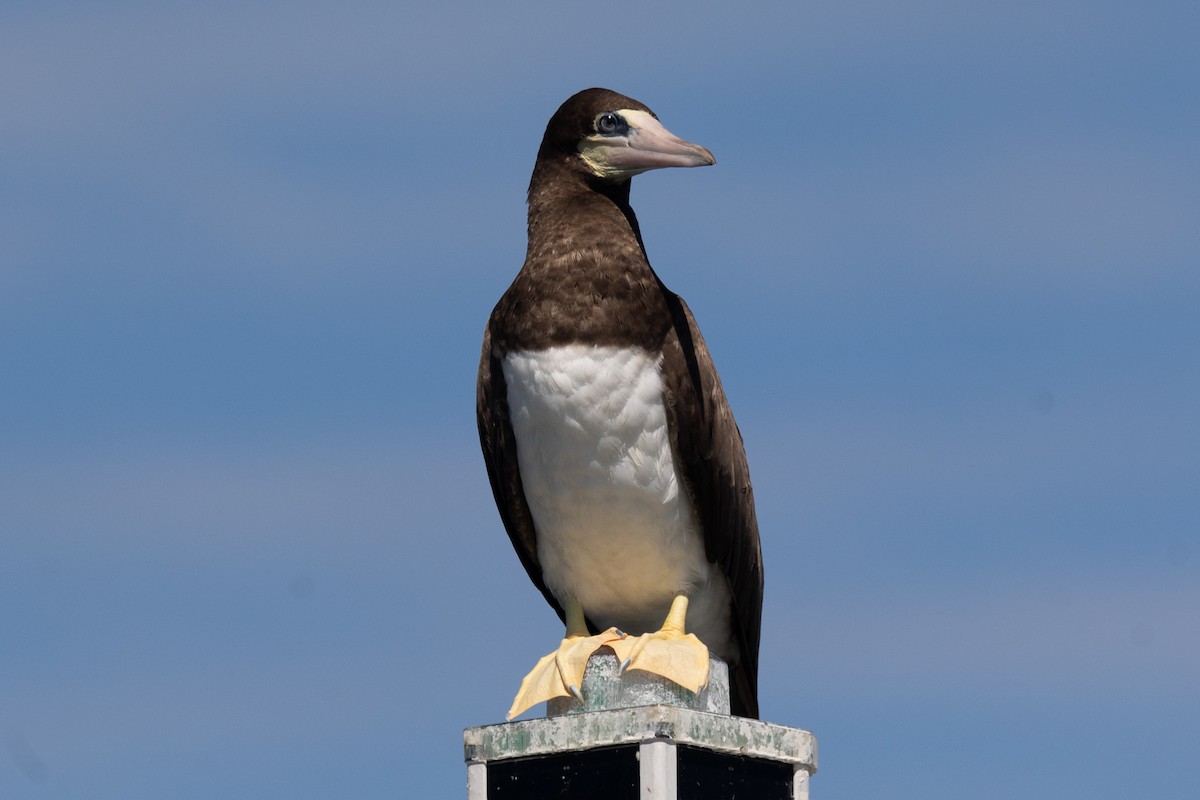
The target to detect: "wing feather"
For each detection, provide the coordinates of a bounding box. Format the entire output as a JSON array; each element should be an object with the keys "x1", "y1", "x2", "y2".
[
  {"x1": 658, "y1": 293, "x2": 763, "y2": 719},
  {"x1": 476, "y1": 326, "x2": 566, "y2": 624}
]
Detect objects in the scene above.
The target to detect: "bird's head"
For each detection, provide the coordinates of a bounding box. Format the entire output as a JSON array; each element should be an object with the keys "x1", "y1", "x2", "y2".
[{"x1": 536, "y1": 88, "x2": 715, "y2": 183}]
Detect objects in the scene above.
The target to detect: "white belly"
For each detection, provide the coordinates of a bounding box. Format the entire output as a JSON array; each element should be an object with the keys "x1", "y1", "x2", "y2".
[{"x1": 502, "y1": 344, "x2": 734, "y2": 657}]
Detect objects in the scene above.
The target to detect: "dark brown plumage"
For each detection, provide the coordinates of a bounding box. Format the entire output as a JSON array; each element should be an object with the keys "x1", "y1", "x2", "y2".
[{"x1": 477, "y1": 88, "x2": 763, "y2": 718}]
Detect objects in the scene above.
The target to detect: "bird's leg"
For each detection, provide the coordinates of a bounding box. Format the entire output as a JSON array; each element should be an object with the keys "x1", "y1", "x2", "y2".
[
  {"x1": 506, "y1": 597, "x2": 625, "y2": 720},
  {"x1": 607, "y1": 594, "x2": 710, "y2": 694}
]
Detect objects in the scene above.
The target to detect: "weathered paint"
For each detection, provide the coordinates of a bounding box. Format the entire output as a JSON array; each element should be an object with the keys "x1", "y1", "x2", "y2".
[{"x1": 464, "y1": 705, "x2": 816, "y2": 773}]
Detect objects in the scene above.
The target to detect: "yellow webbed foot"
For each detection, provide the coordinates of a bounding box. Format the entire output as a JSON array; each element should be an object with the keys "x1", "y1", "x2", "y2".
[
  {"x1": 507, "y1": 598, "x2": 626, "y2": 720},
  {"x1": 607, "y1": 595, "x2": 710, "y2": 694},
  {"x1": 506, "y1": 628, "x2": 625, "y2": 720}
]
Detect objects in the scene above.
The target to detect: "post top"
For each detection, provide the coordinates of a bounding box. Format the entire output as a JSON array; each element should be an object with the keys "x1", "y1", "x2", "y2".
[{"x1": 464, "y1": 705, "x2": 817, "y2": 773}]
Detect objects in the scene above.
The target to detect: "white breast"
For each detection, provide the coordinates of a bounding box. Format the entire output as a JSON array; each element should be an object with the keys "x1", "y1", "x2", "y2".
[{"x1": 502, "y1": 344, "x2": 733, "y2": 657}]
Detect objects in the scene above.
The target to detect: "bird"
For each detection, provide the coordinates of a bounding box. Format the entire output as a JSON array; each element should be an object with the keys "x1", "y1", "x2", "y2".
[{"x1": 477, "y1": 88, "x2": 763, "y2": 720}]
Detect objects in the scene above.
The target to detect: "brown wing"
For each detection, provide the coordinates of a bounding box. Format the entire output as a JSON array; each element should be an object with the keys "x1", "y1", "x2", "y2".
[
  {"x1": 476, "y1": 326, "x2": 567, "y2": 625},
  {"x1": 658, "y1": 292, "x2": 764, "y2": 719}
]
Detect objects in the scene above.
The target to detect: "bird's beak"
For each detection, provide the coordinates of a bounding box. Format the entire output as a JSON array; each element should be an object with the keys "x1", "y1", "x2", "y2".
[{"x1": 579, "y1": 109, "x2": 715, "y2": 180}]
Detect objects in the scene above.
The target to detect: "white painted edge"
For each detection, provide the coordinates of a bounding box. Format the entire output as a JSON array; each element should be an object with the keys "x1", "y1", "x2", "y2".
[
  {"x1": 794, "y1": 765, "x2": 811, "y2": 800},
  {"x1": 639, "y1": 739, "x2": 678, "y2": 799},
  {"x1": 466, "y1": 761, "x2": 487, "y2": 800}
]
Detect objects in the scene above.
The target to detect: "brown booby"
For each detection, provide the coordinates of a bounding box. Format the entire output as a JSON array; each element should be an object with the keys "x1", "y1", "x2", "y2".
[{"x1": 477, "y1": 88, "x2": 763, "y2": 720}]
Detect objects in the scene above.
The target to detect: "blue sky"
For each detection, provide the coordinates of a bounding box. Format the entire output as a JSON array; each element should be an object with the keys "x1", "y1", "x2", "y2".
[{"x1": 2, "y1": 2, "x2": 1198, "y2": 798}]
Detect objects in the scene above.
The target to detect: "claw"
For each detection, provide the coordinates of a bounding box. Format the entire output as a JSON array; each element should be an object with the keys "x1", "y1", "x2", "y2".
[
  {"x1": 506, "y1": 596, "x2": 710, "y2": 719},
  {"x1": 605, "y1": 595, "x2": 711, "y2": 694},
  {"x1": 505, "y1": 606, "x2": 626, "y2": 719}
]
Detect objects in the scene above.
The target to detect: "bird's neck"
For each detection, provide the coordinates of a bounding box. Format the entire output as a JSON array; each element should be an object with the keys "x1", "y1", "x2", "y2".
[
  {"x1": 525, "y1": 158, "x2": 649, "y2": 265},
  {"x1": 491, "y1": 157, "x2": 671, "y2": 350}
]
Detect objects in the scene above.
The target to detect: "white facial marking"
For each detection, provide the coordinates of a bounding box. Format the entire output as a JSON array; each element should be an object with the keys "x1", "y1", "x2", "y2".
[{"x1": 577, "y1": 109, "x2": 708, "y2": 180}]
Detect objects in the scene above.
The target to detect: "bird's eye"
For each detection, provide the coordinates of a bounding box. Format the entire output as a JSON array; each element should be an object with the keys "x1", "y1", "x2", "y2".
[{"x1": 595, "y1": 112, "x2": 622, "y2": 135}]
